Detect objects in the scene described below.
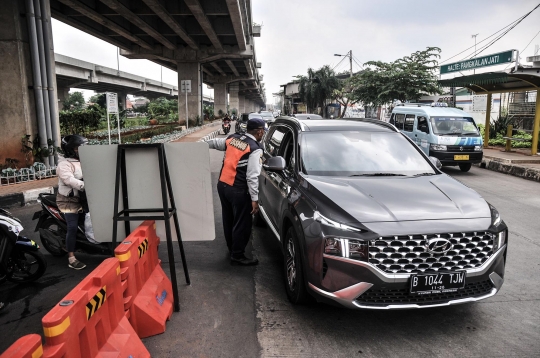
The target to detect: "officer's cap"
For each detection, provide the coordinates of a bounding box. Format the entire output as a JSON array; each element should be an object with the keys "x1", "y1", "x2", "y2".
[{"x1": 247, "y1": 117, "x2": 266, "y2": 131}]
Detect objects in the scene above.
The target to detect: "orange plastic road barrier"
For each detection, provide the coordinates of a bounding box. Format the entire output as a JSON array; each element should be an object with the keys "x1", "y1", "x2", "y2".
[
  {"x1": 41, "y1": 258, "x2": 150, "y2": 358},
  {"x1": 0, "y1": 334, "x2": 43, "y2": 358},
  {"x1": 115, "y1": 220, "x2": 173, "y2": 338}
]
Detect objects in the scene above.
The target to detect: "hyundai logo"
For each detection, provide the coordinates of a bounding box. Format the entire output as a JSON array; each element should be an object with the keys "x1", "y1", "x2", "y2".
[
  {"x1": 460, "y1": 146, "x2": 464, "y2": 151},
  {"x1": 426, "y1": 238, "x2": 452, "y2": 254}
]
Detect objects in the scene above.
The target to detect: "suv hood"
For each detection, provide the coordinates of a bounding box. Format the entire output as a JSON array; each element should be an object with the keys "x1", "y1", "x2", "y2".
[{"x1": 305, "y1": 174, "x2": 489, "y2": 223}]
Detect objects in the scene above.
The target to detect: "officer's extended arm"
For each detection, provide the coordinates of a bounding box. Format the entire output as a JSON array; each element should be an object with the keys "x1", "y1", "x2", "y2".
[
  {"x1": 246, "y1": 148, "x2": 263, "y2": 202},
  {"x1": 205, "y1": 138, "x2": 227, "y2": 151}
]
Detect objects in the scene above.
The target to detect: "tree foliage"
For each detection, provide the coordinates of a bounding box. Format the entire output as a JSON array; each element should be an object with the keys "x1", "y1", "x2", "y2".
[
  {"x1": 63, "y1": 91, "x2": 86, "y2": 110},
  {"x1": 298, "y1": 65, "x2": 340, "y2": 113},
  {"x1": 358, "y1": 47, "x2": 443, "y2": 104},
  {"x1": 59, "y1": 104, "x2": 103, "y2": 135},
  {"x1": 147, "y1": 97, "x2": 178, "y2": 119},
  {"x1": 332, "y1": 77, "x2": 363, "y2": 118}
]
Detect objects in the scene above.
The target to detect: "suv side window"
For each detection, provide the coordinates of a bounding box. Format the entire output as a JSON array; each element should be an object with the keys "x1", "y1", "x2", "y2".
[
  {"x1": 265, "y1": 126, "x2": 287, "y2": 157},
  {"x1": 404, "y1": 114, "x2": 415, "y2": 132},
  {"x1": 394, "y1": 114, "x2": 405, "y2": 130},
  {"x1": 279, "y1": 129, "x2": 296, "y2": 172},
  {"x1": 417, "y1": 116, "x2": 430, "y2": 133}
]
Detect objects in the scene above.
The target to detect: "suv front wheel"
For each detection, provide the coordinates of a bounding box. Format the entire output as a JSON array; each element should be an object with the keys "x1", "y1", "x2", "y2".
[{"x1": 283, "y1": 227, "x2": 309, "y2": 304}]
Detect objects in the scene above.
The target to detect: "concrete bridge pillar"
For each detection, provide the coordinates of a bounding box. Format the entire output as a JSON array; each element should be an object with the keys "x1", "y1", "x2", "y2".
[
  {"x1": 214, "y1": 83, "x2": 227, "y2": 117},
  {"x1": 238, "y1": 94, "x2": 245, "y2": 114},
  {"x1": 0, "y1": 0, "x2": 37, "y2": 165},
  {"x1": 177, "y1": 62, "x2": 201, "y2": 124},
  {"x1": 57, "y1": 86, "x2": 70, "y2": 110},
  {"x1": 229, "y1": 83, "x2": 239, "y2": 115}
]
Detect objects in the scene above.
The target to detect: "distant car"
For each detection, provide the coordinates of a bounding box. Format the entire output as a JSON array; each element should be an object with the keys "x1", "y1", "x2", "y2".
[
  {"x1": 259, "y1": 111, "x2": 275, "y2": 124},
  {"x1": 293, "y1": 114, "x2": 323, "y2": 120}
]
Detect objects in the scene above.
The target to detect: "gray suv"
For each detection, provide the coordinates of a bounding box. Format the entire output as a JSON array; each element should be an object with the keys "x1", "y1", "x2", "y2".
[{"x1": 257, "y1": 117, "x2": 507, "y2": 309}]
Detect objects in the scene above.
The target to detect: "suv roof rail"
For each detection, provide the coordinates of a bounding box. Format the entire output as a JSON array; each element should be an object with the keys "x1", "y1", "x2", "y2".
[{"x1": 395, "y1": 103, "x2": 431, "y2": 107}]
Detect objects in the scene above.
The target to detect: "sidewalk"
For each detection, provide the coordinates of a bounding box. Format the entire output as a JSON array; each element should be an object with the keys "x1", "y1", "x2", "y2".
[
  {"x1": 0, "y1": 124, "x2": 223, "y2": 208},
  {"x1": 173, "y1": 122, "x2": 223, "y2": 143},
  {"x1": 477, "y1": 147, "x2": 540, "y2": 182}
]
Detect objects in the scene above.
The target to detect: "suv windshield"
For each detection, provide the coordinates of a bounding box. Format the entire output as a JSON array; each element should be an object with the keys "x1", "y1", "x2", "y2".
[
  {"x1": 430, "y1": 116, "x2": 479, "y2": 136},
  {"x1": 300, "y1": 131, "x2": 436, "y2": 176}
]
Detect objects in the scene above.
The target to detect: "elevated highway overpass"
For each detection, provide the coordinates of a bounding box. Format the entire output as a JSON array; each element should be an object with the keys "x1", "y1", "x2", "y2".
[{"x1": 1, "y1": 0, "x2": 263, "y2": 166}]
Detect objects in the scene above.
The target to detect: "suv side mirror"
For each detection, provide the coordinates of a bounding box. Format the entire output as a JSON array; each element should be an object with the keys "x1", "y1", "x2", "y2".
[
  {"x1": 429, "y1": 156, "x2": 442, "y2": 170},
  {"x1": 419, "y1": 124, "x2": 429, "y2": 133},
  {"x1": 263, "y1": 156, "x2": 286, "y2": 172}
]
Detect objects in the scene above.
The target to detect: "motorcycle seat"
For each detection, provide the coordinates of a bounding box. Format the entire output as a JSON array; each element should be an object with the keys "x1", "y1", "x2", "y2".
[{"x1": 41, "y1": 194, "x2": 57, "y2": 207}]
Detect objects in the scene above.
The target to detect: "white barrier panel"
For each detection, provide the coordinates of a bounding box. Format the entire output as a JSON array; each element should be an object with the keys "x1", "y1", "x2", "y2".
[{"x1": 79, "y1": 143, "x2": 215, "y2": 242}]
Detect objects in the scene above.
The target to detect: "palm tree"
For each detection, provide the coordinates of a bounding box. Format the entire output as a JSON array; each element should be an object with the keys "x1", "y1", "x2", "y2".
[{"x1": 298, "y1": 66, "x2": 340, "y2": 115}]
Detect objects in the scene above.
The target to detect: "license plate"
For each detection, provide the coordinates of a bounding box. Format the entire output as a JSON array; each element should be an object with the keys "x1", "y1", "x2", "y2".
[
  {"x1": 454, "y1": 155, "x2": 469, "y2": 160},
  {"x1": 410, "y1": 271, "x2": 466, "y2": 295}
]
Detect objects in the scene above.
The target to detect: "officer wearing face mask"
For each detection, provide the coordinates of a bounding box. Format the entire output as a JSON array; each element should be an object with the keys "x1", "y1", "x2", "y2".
[{"x1": 206, "y1": 117, "x2": 266, "y2": 265}]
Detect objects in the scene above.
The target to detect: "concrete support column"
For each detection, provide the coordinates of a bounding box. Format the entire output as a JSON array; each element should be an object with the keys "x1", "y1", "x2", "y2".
[
  {"x1": 0, "y1": 0, "x2": 37, "y2": 166},
  {"x1": 118, "y1": 91, "x2": 127, "y2": 111},
  {"x1": 56, "y1": 86, "x2": 70, "y2": 110},
  {"x1": 214, "y1": 83, "x2": 227, "y2": 117},
  {"x1": 177, "y1": 61, "x2": 201, "y2": 124},
  {"x1": 238, "y1": 94, "x2": 245, "y2": 114},
  {"x1": 229, "y1": 83, "x2": 239, "y2": 115}
]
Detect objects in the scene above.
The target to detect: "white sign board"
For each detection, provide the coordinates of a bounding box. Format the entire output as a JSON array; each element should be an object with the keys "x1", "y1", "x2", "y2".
[
  {"x1": 472, "y1": 95, "x2": 494, "y2": 112},
  {"x1": 106, "y1": 92, "x2": 119, "y2": 113},
  {"x1": 181, "y1": 80, "x2": 192, "y2": 93},
  {"x1": 79, "y1": 143, "x2": 215, "y2": 242}
]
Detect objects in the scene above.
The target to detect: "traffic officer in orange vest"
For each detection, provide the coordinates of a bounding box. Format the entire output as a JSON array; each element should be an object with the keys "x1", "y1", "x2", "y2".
[{"x1": 206, "y1": 117, "x2": 266, "y2": 265}]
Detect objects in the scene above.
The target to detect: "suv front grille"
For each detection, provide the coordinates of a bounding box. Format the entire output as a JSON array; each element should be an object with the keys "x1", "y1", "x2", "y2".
[
  {"x1": 369, "y1": 232, "x2": 494, "y2": 274},
  {"x1": 355, "y1": 280, "x2": 494, "y2": 306}
]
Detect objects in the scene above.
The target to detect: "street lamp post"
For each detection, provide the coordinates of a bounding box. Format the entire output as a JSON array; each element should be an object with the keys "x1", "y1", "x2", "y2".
[
  {"x1": 471, "y1": 34, "x2": 479, "y2": 74},
  {"x1": 334, "y1": 50, "x2": 353, "y2": 77}
]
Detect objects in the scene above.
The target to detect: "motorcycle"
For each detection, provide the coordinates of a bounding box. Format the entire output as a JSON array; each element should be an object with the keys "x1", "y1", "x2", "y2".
[
  {"x1": 33, "y1": 193, "x2": 111, "y2": 257},
  {"x1": 0, "y1": 208, "x2": 47, "y2": 284},
  {"x1": 222, "y1": 120, "x2": 231, "y2": 135}
]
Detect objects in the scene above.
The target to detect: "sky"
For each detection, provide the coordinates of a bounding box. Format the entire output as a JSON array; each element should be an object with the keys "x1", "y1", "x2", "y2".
[{"x1": 52, "y1": 0, "x2": 540, "y2": 104}]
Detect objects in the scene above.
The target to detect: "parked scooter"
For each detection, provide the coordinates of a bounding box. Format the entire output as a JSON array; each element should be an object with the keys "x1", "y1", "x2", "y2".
[
  {"x1": 0, "y1": 208, "x2": 47, "y2": 284},
  {"x1": 33, "y1": 193, "x2": 111, "y2": 256}
]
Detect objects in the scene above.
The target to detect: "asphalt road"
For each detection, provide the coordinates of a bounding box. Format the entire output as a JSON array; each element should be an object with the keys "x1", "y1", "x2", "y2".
[{"x1": 1, "y1": 144, "x2": 539, "y2": 357}]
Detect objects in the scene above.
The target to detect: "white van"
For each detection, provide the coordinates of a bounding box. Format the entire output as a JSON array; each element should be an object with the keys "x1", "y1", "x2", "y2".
[{"x1": 390, "y1": 104, "x2": 483, "y2": 172}]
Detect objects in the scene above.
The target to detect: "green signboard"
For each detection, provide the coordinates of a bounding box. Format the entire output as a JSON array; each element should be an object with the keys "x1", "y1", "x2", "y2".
[{"x1": 440, "y1": 50, "x2": 515, "y2": 74}]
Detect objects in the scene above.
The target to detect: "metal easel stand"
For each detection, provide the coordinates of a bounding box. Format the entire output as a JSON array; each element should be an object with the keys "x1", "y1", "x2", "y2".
[{"x1": 111, "y1": 143, "x2": 190, "y2": 312}]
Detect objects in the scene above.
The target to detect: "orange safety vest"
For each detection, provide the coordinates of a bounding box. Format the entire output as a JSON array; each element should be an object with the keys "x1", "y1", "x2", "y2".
[{"x1": 219, "y1": 134, "x2": 261, "y2": 188}]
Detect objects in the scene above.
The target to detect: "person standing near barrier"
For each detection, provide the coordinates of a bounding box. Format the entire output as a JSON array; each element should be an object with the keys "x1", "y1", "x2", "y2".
[
  {"x1": 206, "y1": 118, "x2": 266, "y2": 265},
  {"x1": 57, "y1": 135, "x2": 88, "y2": 270}
]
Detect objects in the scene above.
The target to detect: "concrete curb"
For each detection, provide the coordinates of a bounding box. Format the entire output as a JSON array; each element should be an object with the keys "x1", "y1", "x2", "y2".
[
  {"x1": 477, "y1": 158, "x2": 540, "y2": 183},
  {"x1": 198, "y1": 129, "x2": 221, "y2": 142},
  {"x1": 0, "y1": 186, "x2": 54, "y2": 208}
]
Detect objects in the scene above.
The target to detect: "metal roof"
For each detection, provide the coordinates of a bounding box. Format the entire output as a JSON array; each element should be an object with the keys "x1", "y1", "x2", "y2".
[{"x1": 438, "y1": 67, "x2": 540, "y2": 94}]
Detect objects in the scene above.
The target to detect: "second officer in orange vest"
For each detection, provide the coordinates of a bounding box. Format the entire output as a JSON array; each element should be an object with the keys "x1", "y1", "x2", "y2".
[{"x1": 206, "y1": 117, "x2": 266, "y2": 265}]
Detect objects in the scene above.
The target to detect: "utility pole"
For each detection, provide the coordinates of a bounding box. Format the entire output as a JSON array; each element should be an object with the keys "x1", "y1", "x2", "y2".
[
  {"x1": 334, "y1": 51, "x2": 353, "y2": 77},
  {"x1": 472, "y1": 34, "x2": 479, "y2": 74},
  {"x1": 349, "y1": 50, "x2": 353, "y2": 78}
]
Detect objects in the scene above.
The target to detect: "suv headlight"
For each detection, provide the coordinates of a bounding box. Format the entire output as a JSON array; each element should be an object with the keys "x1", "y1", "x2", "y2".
[
  {"x1": 492, "y1": 230, "x2": 507, "y2": 252},
  {"x1": 474, "y1": 145, "x2": 483, "y2": 151},
  {"x1": 314, "y1": 211, "x2": 363, "y2": 233},
  {"x1": 430, "y1": 144, "x2": 447, "y2": 151},
  {"x1": 489, "y1": 203, "x2": 502, "y2": 227},
  {"x1": 324, "y1": 237, "x2": 368, "y2": 262}
]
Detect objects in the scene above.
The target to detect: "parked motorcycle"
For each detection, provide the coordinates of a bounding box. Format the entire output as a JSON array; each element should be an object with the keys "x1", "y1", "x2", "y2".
[
  {"x1": 0, "y1": 208, "x2": 47, "y2": 284},
  {"x1": 33, "y1": 193, "x2": 111, "y2": 256},
  {"x1": 222, "y1": 120, "x2": 231, "y2": 135}
]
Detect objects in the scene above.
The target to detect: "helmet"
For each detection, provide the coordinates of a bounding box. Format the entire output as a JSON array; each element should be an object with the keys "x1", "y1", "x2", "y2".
[{"x1": 61, "y1": 135, "x2": 88, "y2": 159}]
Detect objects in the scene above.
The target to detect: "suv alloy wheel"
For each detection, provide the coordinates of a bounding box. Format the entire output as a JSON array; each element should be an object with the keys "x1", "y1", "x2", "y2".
[{"x1": 283, "y1": 227, "x2": 309, "y2": 304}]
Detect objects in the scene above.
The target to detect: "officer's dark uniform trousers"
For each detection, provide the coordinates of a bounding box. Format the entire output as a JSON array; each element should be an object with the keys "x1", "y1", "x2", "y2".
[{"x1": 217, "y1": 133, "x2": 261, "y2": 258}]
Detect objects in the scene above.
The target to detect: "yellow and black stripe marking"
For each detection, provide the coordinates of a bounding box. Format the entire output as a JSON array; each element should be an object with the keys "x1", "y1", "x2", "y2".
[
  {"x1": 138, "y1": 238, "x2": 149, "y2": 258},
  {"x1": 86, "y1": 286, "x2": 106, "y2": 321}
]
